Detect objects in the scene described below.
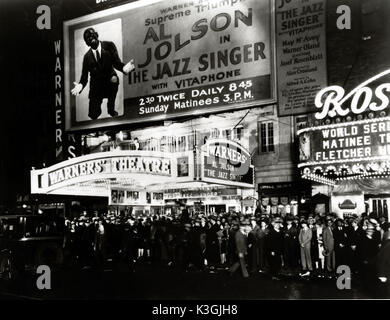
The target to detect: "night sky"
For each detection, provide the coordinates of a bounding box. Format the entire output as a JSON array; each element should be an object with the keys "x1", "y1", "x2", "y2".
[
  {"x1": 0, "y1": 0, "x2": 86, "y2": 206},
  {"x1": 0, "y1": 0, "x2": 53, "y2": 206}
]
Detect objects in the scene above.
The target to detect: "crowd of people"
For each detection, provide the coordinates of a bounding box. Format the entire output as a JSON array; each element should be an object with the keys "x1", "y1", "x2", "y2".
[{"x1": 63, "y1": 210, "x2": 390, "y2": 293}]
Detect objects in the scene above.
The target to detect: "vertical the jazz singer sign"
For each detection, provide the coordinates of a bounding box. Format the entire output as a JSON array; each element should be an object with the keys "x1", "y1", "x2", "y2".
[
  {"x1": 276, "y1": 0, "x2": 327, "y2": 116},
  {"x1": 64, "y1": 0, "x2": 275, "y2": 131}
]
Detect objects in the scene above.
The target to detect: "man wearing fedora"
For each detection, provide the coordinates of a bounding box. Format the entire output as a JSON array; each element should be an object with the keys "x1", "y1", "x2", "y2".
[
  {"x1": 377, "y1": 231, "x2": 390, "y2": 296},
  {"x1": 206, "y1": 215, "x2": 220, "y2": 269},
  {"x1": 189, "y1": 218, "x2": 207, "y2": 271},
  {"x1": 248, "y1": 217, "x2": 262, "y2": 273},
  {"x1": 258, "y1": 218, "x2": 270, "y2": 273},
  {"x1": 347, "y1": 217, "x2": 362, "y2": 273},
  {"x1": 283, "y1": 216, "x2": 299, "y2": 274},
  {"x1": 267, "y1": 217, "x2": 284, "y2": 280},
  {"x1": 229, "y1": 220, "x2": 250, "y2": 278},
  {"x1": 322, "y1": 217, "x2": 336, "y2": 275},
  {"x1": 359, "y1": 218, "x2": 382, "y2": 294},
  {"x1": 299, "y1": 220, "x2": 313, "y2": 277},
  {"x1": 333, "y1": 218, "x2": 349, "y2": 268}
]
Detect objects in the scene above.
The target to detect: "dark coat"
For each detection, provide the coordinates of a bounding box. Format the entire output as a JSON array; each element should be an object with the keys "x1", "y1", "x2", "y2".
[
  {"x1": 376, "y1": 239, "x2": 390, "y2": 278},
  {"x1": 309, "y1": 226, "x2": 319, "y2": 260},
  {"x1": 347, "y1": 226, "x2": 363, "y2": 247},
  {"x1": 283, "y1": 225, "x2": 299, "y2": 245},
  {"x1": 358, "y1": 235, "x2": 379, "y2": 264},
  {"x1": 266, "y1": 228, "x2": 283, "y2": 255},
  {"x1": 333, "y1": 226, "x2": 348, "y2": 250}
]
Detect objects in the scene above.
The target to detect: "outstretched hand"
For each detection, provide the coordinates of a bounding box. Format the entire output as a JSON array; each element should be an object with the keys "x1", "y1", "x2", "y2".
[
  {"x1": 71, "y1": 82, "x2": 83, "y2": 96},
  {"x1": 123, "y1": 59, "x2": 135, "y2": 74}
]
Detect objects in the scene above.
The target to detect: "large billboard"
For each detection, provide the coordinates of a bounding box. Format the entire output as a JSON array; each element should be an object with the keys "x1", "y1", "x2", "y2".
[{"x1": 64, "y1": 0, "x2": 276, "y2": 131}]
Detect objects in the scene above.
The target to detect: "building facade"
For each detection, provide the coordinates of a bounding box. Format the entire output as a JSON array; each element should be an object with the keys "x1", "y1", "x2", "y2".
[{"x1": 25, "y1": 0, "x2": 390, "y2": 222}]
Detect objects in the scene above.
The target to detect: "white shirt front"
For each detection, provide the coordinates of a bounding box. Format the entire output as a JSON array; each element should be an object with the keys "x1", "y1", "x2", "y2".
[{"x1": 92, "y1": 42, "x2": 102, "y2": 62}]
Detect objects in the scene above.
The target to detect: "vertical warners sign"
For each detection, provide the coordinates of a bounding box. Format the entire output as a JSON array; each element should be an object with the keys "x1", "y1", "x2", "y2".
[
  {"x1": 64, "y1": 0, "x2": 275, "y2": 131},
  {"x1": 276, "y1": 0, "x2": 327, "y2": 116}
]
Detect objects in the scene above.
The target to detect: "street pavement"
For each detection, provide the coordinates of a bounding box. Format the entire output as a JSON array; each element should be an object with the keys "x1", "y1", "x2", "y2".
[{"x1": 0, "y1": 262, "x2": 388, "y2": 300}]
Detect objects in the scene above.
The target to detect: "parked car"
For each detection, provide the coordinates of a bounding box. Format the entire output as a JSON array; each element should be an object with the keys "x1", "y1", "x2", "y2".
[{"x1": 0, "y1": 214, "x2": 64, "y2": 280}]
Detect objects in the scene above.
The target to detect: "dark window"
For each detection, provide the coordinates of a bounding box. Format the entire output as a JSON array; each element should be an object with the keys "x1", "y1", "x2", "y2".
[{"x1": 260, "y1": 122, "x2": 275, "y2": 153}]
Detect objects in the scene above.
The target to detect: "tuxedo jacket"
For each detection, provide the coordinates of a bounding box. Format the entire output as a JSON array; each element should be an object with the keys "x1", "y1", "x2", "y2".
[{"x1": 79, "y1": 41, "x2": 124, "y2": 99}]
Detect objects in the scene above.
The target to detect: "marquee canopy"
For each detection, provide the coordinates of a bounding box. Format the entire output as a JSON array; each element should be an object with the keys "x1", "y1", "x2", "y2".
[{"x1": 31, "y1": 146, "x2": 254, "y2": 197}]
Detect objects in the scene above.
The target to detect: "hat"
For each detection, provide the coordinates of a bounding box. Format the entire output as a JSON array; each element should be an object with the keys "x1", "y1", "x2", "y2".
[
  {"x1": 300, "y1": 220, "x2": 308, "y2": 226},
  {"x1": 273, "y1": 217, "x2": 283, "y2": 223}
]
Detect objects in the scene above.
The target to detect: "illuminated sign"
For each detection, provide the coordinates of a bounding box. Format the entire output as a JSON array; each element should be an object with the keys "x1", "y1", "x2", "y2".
[
  {"x1": 298, "y1": 69, "x2": 390, "y2": 182},
  {"x1": 64, "y1": 0, "x2": 275, "y2": 131},
  {"x1": 30, "y1": 143, "x2": 256, "y2": 198},
  {"x1": 299, "y1": 117, "x2": 390, "y2": 162},
  {"x1": 314, "y1": 69, "x2": 390, "y2": 120},
  {"x1": 31, "y1": 150, "x2": 194, "y2": 196},
  {"x1": 201, "y1": 138, "x2": 253, "y2": 187},
  {"x1": 48, "y1": 156, "x2": 171, "y2": 187},
  {"x1": 298, "y1": 116, "x2": 390, "y2": 180}
]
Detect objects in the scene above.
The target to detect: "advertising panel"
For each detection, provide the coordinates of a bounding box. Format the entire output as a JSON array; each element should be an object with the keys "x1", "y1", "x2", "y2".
[
  {"x1": 276, "y1": 0, "x2": 327, "y2": 116},
  {"x1": 64, "y1": 0, "x2": 275, "y2": 131},
  {"x1": 201, "y1": 138, "x2": 254, "y2": 187},
  {"x1": 298, "y1": 117, "x2": 390, "y2": 178},
  {"x1": 109, "y1": 189, "x2": 164, "y2": 205},
  {"x1": 299, "y1": 118, "x2": 390, "y2": 164}
]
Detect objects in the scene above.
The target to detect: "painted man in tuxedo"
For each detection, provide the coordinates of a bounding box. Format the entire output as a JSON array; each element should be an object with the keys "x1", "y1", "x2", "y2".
[{"x1": 71, "y1": 28, "x2": 135, "y2": 120}]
